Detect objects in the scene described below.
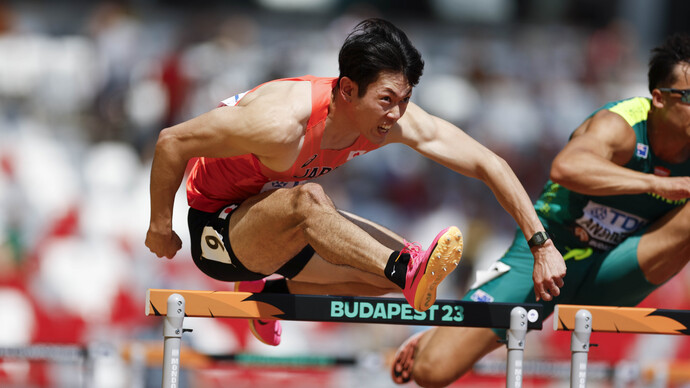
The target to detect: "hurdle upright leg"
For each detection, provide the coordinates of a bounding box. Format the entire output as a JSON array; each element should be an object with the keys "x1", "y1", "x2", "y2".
[
  {"x1": 570, "y1": 309, "x2": 592, "y2": 388},
  {"x1": 506, "y1": 306, "x2": 527, "y2": 388},
  {"x1": 162, "y1": 293, "x2": 185, "y2": 388}
]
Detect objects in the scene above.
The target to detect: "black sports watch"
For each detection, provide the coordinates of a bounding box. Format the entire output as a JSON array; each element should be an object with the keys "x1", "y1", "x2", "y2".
[{"x1": 527, "y1": 231, "x2": 550, "y2": 248}]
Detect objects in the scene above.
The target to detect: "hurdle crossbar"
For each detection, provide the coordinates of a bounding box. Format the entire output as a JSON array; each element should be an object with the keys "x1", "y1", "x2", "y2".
[
  {"x1": 555, "y1": 304, "x2": 690, "y2": 388},
  {"x1": 148, "y1": 290, "x2": 544, "y2": 388},
  {"x1": 554, "y1": 304, "x2": 690, "y2": 335},
  {"x1": 147, "y1": 289, "x2": 543, "y2": 329}
]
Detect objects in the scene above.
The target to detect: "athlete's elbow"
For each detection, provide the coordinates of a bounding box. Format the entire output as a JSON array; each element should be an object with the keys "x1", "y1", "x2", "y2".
[
  {"x1": 155, "y1": 127, "x2": 185, "y2": 158},
  {"x1": 549, "y1": 156, "x2": 577, "y2": 185}
]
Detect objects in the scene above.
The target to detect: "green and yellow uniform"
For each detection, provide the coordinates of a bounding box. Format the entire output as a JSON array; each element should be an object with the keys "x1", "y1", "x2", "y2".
[{"x1": 464, "y1": 97, "x2": 690, "y2": 338}]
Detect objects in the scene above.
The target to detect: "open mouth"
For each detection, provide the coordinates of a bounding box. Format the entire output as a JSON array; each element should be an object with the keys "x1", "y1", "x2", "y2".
[{"x1": 378, "y1": 124, "x2": 392, "y2": 134}]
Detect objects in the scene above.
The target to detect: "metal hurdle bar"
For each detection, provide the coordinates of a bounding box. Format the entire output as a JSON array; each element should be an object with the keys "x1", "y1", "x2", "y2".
[
  {"x1": 555, "y1": 304, "x2": 690, "y2": 388},
  {"x1": 146, "y1": 289, "x2": 544, "y2": 388},
  {"x1": 0, "y1": 343, "x2": 118, "y2": 388}
]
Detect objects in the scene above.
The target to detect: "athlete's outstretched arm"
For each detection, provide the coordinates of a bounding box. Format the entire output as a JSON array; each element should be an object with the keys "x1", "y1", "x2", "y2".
[
  {"x1": 551, "y1": 109, "x2": 690, "y2": 200},
  {"x1": 391, "y1": 103, "x2": 566, "y2": 301}
]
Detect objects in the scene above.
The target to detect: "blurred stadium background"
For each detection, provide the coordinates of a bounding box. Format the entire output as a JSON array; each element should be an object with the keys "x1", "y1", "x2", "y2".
[{"x1": 1, "y1": 0, "x2": 689, "y2": 387}]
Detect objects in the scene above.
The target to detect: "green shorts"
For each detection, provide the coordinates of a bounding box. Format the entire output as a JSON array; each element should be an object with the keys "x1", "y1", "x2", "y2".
[{"x1": 462, "y1": 228, "x2": 658, "y2": 339}]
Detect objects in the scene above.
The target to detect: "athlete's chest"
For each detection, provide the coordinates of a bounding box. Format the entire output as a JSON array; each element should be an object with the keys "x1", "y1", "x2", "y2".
[{"x1": 277, "y1": 118, "x2": 369, "y2": 173}]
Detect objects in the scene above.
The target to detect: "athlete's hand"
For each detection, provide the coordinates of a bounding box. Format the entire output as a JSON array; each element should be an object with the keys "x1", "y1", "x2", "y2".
[
  {"x1": 146, "y1": 227, "x2": 182, "y2": 259},
  {"x1": 531, "y1": 241, "x2": 566, "y2": 302},
  {"x1": 652, "y1": 175, "x2": 690, "y2": 201}
]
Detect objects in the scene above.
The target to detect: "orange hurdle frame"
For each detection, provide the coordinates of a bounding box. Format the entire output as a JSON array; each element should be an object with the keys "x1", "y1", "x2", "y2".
[
  {"x1": 147, "y1": 289, "x2": 544, "y2": 388},
  {"x1": 554, "y1": 304, "x2": 690, "y2": 388}
]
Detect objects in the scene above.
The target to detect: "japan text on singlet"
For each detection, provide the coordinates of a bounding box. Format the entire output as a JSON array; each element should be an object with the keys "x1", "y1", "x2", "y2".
[
  {"x1": 534, "y1": 97, "x2": 690, "y2": 251},
  {"x1": 186, "y1": 76, "x2": 382, "y2": 213}
]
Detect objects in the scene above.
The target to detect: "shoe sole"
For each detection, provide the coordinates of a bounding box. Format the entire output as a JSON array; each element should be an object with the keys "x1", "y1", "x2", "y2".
[
  {"x1": 248, "y1": 319, "x2": 281, "y2": 346},
  {"x1": 391, "y1": 331, "x2": 424, "y2": 384},
  {"x1": 414, "y1": 226, "x2": 463, "y2": 311},
  {"x1": 235, "y1": 281, "x2": 281, "y2": 346}
]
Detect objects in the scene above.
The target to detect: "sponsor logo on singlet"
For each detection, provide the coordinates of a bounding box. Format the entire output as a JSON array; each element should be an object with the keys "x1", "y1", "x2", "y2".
[
  {"x1": 573, "y1": 201, "x2": 648, "y2": 250},
  {"x1": 260, "y1": 180, "x2": 305, "y2": 192}
]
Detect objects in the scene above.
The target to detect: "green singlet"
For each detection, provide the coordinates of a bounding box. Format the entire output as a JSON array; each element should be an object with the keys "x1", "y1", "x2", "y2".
[{"x1": 463, "y1": 97, "x2": 690, "y2": 338}]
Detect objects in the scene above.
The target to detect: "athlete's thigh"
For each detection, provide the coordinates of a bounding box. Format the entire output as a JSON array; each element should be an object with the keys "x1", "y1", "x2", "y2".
[
  {"x1": 288, "y1": 210, "x2": 402, "y2": 291},
  {"x1": 228, "y1": 188, "x2": 313, "y2": 274},
  {"x1": 290, "y1": 253, "x2": 396, "y2": 291},
  {"x1": 338, "y1": 210, "x2": 405, "y2": 250},
  {"x1": 573, "y1": 232, "x2": 658, "y2": 307},
  {"x1": 637, "y1": 202, "x2": 690, "y2": 284}
]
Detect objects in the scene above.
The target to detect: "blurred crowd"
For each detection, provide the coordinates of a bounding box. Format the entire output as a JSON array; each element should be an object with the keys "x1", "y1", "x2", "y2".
[{"x1": 0, "y1": 1, "x2": 688, "y2": 387}]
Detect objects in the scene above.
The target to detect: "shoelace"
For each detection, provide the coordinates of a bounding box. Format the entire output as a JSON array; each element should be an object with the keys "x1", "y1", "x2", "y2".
[
  {"x1": 402, "y1": 240, "x2": 422, "y2": 261},
  {"x1": 402, "y1": 239, "x2": 422, "y2": 256}
]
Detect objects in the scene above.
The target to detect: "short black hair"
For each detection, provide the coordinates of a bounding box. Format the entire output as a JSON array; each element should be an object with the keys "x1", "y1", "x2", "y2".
[
  {"x1": 338, "y1": 18, "x2": 424, "y2": 97},
  {"x1": 648, "y1": 33, "x2": 690, "y2": 92}
]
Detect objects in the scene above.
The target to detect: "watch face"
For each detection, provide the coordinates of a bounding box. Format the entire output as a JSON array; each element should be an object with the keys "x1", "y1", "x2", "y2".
[{"x1": 529, "y1": 231, "x2": 548, "y2": 247}]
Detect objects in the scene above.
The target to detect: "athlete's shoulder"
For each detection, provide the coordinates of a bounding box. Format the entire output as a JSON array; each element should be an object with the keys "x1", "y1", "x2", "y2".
[
  {"x1": 598, "y1": 97, "x2": 651, "y2": 128},
  {"x1": 238, "y1": 78, "x2": 313, "y2": 123}
]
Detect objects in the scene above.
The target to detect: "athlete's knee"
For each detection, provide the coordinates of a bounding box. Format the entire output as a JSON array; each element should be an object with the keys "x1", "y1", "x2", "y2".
[
  {"x1": 413, "y1": 327, "x2": 499, "y2": 387},
  {"x1": 413, "y1": 346, "x2": 469, "y2": 387},
  {"x1": 292, "y1": 183, "x2": 335, "y2": 214},
  {"x1": 415, "y1": 358, "x2": 469, "y2": 387}
]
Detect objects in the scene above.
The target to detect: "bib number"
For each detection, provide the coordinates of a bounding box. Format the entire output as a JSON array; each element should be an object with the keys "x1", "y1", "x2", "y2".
[{"x1": 201, "y1": 226, "x2": 232, "y2": 264}]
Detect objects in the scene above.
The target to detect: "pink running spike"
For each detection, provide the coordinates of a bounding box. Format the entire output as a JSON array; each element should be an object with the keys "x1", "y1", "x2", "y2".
[
  {"x1": 234, "y1": 279, "x2": 281, "y2": 346},
  {"x1": 401, "y1": 226, "x2": 463, "y2": 311}
]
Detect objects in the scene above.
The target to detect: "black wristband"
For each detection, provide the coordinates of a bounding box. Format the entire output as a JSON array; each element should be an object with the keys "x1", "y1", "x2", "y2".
[{"x1": 527, "y1": 231, "x2": 550, "y2": 248}]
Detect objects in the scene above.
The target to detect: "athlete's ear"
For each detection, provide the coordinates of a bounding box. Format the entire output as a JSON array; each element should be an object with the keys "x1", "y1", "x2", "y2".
[
  {"x1": 339, "y1": 77, "x2": 356, "y2": 102},
  {"x1": 651, "y1": 88, "x2": 665, "y2": 109}
]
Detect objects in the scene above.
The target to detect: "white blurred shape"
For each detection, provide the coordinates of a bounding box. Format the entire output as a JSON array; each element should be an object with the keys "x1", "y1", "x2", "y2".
[
  {"x1": 14, "y1": 124, "x2": 80, "y2": 218},
  {"x1": 0, "y1": 288, "x2": 35, "y2": 345},
  {"x1": 38, "y1": 36, "x2": 100, "y2": 112},
  {"x1": 416, "y1": 74, "x2": 480, "y2": 124},
  {"x1": 92, "y1": 351, "x2": 128, "y2": 388},
  {"x1": 184, "y1": 317, "x2": 240, "y2": 355},
  {"x1": 125, "y1": 78, "x2": 168, "y2": 128},
  {"x1": 480, "y1": 81, "x2": 541, "y2": 148},
  {"x1": 83, "y1": 141, "x2": 139, "y2": 196},
  {"x1": 39, "y1": 237, "x2": 127, "y2": 321},
  {"x1": 0, "y1": 34, "x2": 45, "y2": 97}
]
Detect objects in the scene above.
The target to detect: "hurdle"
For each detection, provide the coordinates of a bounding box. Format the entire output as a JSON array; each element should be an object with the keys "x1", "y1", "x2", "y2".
[
  {"x1": 146, "y1": 289, "x2": 543, "y2": 388},
  {"x1": 0, "y1": 343, "x2": 115, "y2": 388},
  {"x1": 554, "y1": 304, "x2": 690, "y2": 388}
]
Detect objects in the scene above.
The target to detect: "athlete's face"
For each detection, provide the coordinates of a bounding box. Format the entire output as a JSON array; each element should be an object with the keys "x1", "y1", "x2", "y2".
[
  {"x1": 654, "y1": 62, "x2": 690, "y2": 138},
  {"x1": 353, "y1": 71, "x2": 412, "y2": 144}
]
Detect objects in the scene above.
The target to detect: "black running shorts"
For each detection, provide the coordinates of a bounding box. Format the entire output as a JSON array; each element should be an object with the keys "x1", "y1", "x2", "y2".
[{"x1": 188, "y1": 204, "x2": 314, "y2": 281}]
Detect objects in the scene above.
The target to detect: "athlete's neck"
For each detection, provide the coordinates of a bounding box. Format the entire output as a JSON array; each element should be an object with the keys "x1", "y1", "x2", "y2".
[
  {"x1": 322, "y1": 95, "x2": 361, "y2": 150},
  {"x1": 648, "y1": 116, "x2": 690, "y2": 164}
]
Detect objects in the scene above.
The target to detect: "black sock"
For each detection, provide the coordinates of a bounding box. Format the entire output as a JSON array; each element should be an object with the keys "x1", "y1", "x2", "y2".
[
  {"x1": 384, "y1": 251, "x2": 410, "y2": 289},
  {"x1": 263, "y1": 278, "x2": 290, "y2": 294}
]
